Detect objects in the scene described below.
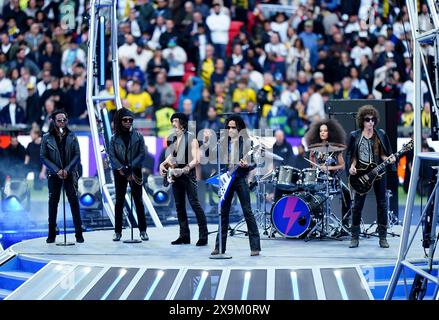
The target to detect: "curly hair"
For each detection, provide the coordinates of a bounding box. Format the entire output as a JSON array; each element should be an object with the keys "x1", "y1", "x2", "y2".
[
  {"x1": 305, "y1": 118, "x2": 347, "y2": 146},
  {"x1": 357, "y1": 104, "x2": 380, "y2": 130}
]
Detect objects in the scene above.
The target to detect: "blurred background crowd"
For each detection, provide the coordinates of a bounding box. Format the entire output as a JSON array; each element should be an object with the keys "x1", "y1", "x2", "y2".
[{"x1": 0, "y1": 0, "x2": 433, "y2": 188}]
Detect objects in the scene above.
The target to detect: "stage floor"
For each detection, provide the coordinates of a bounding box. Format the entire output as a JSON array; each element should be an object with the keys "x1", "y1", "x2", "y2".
[
  {"x1": 9, "y1": 224, "x2": 420, "y2": 268},
  {"x1": 4, "y1": 224, "x2": 430, "y2": 300}
]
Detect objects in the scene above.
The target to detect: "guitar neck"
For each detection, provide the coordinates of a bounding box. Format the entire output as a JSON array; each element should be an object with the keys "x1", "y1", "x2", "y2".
[{"x1": 370, "y1": 149, "x2": 403, "y2": 175}]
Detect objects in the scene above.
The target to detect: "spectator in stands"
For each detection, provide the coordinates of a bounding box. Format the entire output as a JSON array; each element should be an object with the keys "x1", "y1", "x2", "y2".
[
  {"x1": 4, "y1": 135, "x2": 26, "y2": 179},
  {"x1": 25, "y1": 126, "x2": 45, "y2": 190},
  {"x1": 66, "y1": 75, "x2": 87, "y2": 125},
  {"x1": 210, "y1": 58, "x2": 227, "y2": 92},
  {"x1": 400, "y1": 102, "x2": 414, "y2": 127},
  {"x1": 61, "y1": 39, "x2": 86, "y2": 76},
  {"x1": 206, "y1": 1, "x2": 230, "y2": 60},
  {"x1": 273, "y1": 129, "x2": 294, "y2": 168},
  {"x1": 422, "y1": 101, "x2": 431, "y2": 128},
  {"x1": 125, "y1": 80, "x2": 153, "y2": 118},
  {"x1": 8, "y1": 46, "x2": 40, "y2": 77},
  {"x1": 155, "y1": 103, "x2": 175, "y2": 138},
  {"x1": 159, "y1": 19, "x2": 179, "y2": 50},
  {"x1": 286, "y1": 38, "x2": 309, "y2": 81},
  {"x1": 306, "y1": 83, "x2": 325, "y2": 123},
  {"x1": 299, "y1": 20, "x2": 319, "y2": 69},
  {"x1": 155, "y1": 71, "x2": 176, "y2": 107},
  {"x1": 335, "y1": 76, "x2": 364, "y2": 99},
  {"x1": 232, "y1": 78, "x2": 256, "y2": 110},
  {"x1": 211, "y1": 82, "x2": 232, "y2": 114},
  {"x1": 37, "y1": 69, "x2": 52, "y2": 97},
  {"x1": 0, "y1": 67, "x2": 14, "y2": 110},
  {"x1": 0, "y1": 93, "x2": 26, "y2": 125},
  {"x1": 146, "y1": 49, "x2": 170, "y2": 81},
  {"x1": 257, "y1": 73, "x2": 278, "y2": 118},
  {"x1": 123, "y1": 58, "x2": 146, "y2": 87},
  {"x1": 40, "y1": 77, "x2": 68, "y2": 110},
  {"x1": 162, "y1": 38, "x2": 187, "y2": 82},
  {"x1": 16, "y1": 67, "x2": 37, "y2": 111},
  {"x1": 26, "y1": 82, "x2": 42, "y2": 127},
  {"x1": 178, "y1": 75, "x2": 204, "y2": 112},
  {"x1": 41, "y1": 98, "x2": 55, "y2": 133}
]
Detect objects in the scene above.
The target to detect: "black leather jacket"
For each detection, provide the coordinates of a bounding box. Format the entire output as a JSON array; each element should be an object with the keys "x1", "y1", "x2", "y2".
[
  {"x1": 40, "y1": 129, "x2": 81, "y2": 175},
  {"x1": 345, "y1": 128, "x2": 393, "y2": 173},
  {"x1": 108, "y1": 130, "x2": 146, "y2": 170}
]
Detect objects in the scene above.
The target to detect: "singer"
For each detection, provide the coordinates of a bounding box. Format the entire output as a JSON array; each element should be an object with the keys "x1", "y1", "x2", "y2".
[
  {"x1": 108, "y1": 108, "x2": 148, "y2": 242},
  {"x1": 40, "y1": 110, "x2": 84, "y2": 243}
]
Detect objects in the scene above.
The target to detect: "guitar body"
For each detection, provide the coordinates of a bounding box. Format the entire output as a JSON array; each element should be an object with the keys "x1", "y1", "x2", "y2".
[
  {"x1": 163, "y1": 162, "x2": 176, "y2": 187},
  {"x1": 348, "y1": 163, "x2": 384, "y2": 195}
]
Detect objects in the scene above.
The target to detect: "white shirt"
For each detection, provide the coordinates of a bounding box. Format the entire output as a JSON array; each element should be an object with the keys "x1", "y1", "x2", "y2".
[
  {"x1": 162, "y1": 46, "x2": 187, "y2": 77},
  {"x1": 350, "y1": 45, "x2": 373, "y2": 66},
  {"x1": 306, "y1": 92, "x2": 325, "y2": 121},
  {"x1": 37, "y1": 80, "x2": 52, "y2": 97},
  {"x1": 9, "y1": 103, "x2": 16, "y2": 125},
  {"x1": 401, "y1": 80, "x2": 428, "y2": 105},
  {"x1": 118, "y1": 42, "x2": 138, "y2": 62},
  {"x1": 206, "y1": 12, "x2": 231, "y2": 45},
  {"x1": 134, "y1": 49, "x2": 153, "y2": 72},
  {"x1": 0, "y1": 77, "x2": 14, "y2": 110}
]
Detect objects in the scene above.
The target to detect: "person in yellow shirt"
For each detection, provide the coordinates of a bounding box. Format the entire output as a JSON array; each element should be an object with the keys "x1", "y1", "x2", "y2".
[
  {"x1": 422, "y1": 101, "x2": 431, "y2": 128},
  {"x1": 232, "y1": 78, "x2": 256, "y2": 110},
  {"x1": 200, "y1": 44, "x2": 215, "y2": 87},
  {"x1": 400, "y1": 102, "x2": 414, "y2": 127},
  {"x1": 125, "y1": 80, "x2": 153, "y2": 117}
]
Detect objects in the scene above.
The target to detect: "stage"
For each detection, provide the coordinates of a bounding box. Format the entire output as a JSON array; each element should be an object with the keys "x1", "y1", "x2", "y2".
[{"x1": 1, "y1": 224, "x2": 432, "y2": 300}]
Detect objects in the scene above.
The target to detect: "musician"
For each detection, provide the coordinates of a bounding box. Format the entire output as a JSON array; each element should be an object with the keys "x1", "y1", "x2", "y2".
[
  {"x1": 346, "y1": 105, "x2": 395, "y2": 248},
  {"x1": 211, "y1": 115, "x2": 261, "y2": 256},
  {"x1": 305, "y1": 119, "x2": 352, "y2": 233},
  {"x1": 108, "y1": 108, "x2": 148, "y2": 242},
  {"x1": 40, "y1": 110, "x2": 83, "y2": 243},
  {"x1": 159, "y1": 113, "x2": 208, "y2": 246}
]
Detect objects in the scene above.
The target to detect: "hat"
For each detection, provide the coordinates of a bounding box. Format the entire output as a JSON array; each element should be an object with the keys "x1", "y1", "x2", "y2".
[
  {"x1": 170, "y1": 112, "x2": 188, "y2": 128},
  {"x1": 304, "y1": 20, "x2": 313, "y2": 27},
  {"x1": 313, "y1": 72, "x2": 324, "y2": 79},
  {"x1": 212, "y1": 0, "x2": 221, "y2": 6},
  {"x1": 27, "y1": 83, "x2": 35, "y2": 90},
  {"x1": 118, "y1": 107, "x2": 134, "y2": 119}
]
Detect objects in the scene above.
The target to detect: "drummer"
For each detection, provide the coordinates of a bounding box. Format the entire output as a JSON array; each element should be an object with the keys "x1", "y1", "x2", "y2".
[{"x1": 304, "y1": 119, "x2": 352, "y2": 233}]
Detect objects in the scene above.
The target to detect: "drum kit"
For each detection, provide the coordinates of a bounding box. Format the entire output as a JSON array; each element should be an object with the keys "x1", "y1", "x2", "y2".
[{"x1": 233, "y1": 141, "x2": 351, "y2": 241}]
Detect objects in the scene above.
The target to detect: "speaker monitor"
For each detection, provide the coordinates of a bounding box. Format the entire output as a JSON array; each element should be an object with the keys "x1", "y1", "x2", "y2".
[{"x1": 326, "y1": 99, "x2": 398, "y2": 224}]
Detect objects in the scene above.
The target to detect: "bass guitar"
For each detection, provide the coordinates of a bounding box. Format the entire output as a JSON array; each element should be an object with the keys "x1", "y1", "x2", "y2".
[
  {"x1": 348, "y1": 139, "x2": 413, "y2": 195},
  {"x1": 206, "y1": 146, "x2": 259, "y2": 205}
]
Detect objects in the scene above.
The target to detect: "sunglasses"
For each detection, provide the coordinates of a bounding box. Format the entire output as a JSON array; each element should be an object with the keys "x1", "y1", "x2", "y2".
[
  {"x1": 122, "y1": 118, "x2": 134, "y2": 123},
  {"x1": 56, "y1": 118, "x2": 67, "y2": 123},
  {"x1": 364, "y1": 117, "x2": 377, "y2": 123},
  {"x1": 226, "y1": 126, "x2": 237, "y2": 130}
]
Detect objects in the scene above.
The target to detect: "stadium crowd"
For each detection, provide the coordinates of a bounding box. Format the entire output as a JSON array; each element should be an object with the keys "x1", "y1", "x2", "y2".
[{"x1": 0, "y1": 0, "x2": 434, "y2": 187}]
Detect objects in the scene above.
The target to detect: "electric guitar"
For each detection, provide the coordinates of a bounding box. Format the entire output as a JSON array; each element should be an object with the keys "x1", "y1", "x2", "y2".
[
  {"x1": 348, "y1": 139, "x2": 413, "y2": 195},
  {"x1": 206, "y1": 146, "x2": 259, "y2": 205}
]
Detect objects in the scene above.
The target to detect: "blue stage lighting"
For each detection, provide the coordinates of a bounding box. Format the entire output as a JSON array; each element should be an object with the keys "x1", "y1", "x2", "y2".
[
  {"x1": 3, "y1": 196, "x2": 25, "y2": 212},
  {"x1": 80, "y1": 194, "x2": 95, "y2": 207},
  {"x1": 153, "y1": 191, "x2": 168, "y2": 204}
]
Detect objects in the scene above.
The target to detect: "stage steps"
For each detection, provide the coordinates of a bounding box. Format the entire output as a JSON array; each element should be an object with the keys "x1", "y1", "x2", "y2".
[
  {"x1": 361, "y1": 263, "x2": 439, "y2": 300},
  {"x1": 0, "y1": 255, "x2": 46, "y2": 300},
  {"x1": 6, "y1": 263, "x2": 373, "y2": 300}
]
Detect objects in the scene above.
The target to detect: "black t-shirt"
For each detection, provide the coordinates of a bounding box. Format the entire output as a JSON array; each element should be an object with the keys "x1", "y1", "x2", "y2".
[{"x1": 26, "y1": 141, "x2": 42, "y2": 170}]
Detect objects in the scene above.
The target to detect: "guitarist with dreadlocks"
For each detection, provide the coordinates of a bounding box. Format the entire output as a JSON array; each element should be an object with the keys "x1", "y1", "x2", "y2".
[{"x1": 346, "y1": 105, "x2": 396, "y2": 249}]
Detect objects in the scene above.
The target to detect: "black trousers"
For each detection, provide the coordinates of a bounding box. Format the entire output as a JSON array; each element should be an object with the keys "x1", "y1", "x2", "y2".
[
  {"x1": 113, "y1": 168, "x2": 147, "y2": 234},
  {"x1": 215, "y1": 176, "x2": 261, "y2": 253},
  {"x1": 340, "y1": 181, "x2": 352, "y2": 224},
  {"x1": 172, "y1": 173, "x2": 208, "y2": 240},
  {"x1": 351, "y1": 176, "x2": 388, "y2": 227},
  {"x1": 48, "y1": 174, "x2": 82, "y2": 237}
]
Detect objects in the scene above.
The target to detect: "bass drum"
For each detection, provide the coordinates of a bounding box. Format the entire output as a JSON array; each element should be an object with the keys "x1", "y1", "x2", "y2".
[{"x1": 271, "y1": 193, "x2": 323, "y2": 238}]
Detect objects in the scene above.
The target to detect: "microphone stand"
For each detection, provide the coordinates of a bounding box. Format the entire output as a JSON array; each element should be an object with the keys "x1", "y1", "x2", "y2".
[
  {"x1": 124, "y1": 128, "x2": 142, "y2": 244},
  {"x1": 57, "y1": 128, "x2": 74, "y2": 246},
  {"x1": 210, "y1": 130, "x2": 232, "y2": 259}
]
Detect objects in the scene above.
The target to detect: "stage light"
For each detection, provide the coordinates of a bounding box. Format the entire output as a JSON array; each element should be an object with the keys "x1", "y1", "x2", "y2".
[
  {"x1": 78, "y1": 177, "x2": 102, "y2": 210},
  {"x1": 1, "y1": 179, "x2": 30, "y2": 213},
  {"x1": 147, "y1": 176, "x2": 171, "y2": 207}
]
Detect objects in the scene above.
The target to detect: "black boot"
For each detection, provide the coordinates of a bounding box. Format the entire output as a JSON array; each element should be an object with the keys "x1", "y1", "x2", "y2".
[
  {"x1": 377, "y1": 224, "x2": 389, "y2": 248},
  {"x1": 46, "y1": 225, "x2": 56, "y2": 243},
  {"x1": 349, "y1": 225, "x2": 360, "y2": 248},
  {"x1": 197, "y1": 228, "x2": 208, "y2": 246},
  {"x1": 171, "y1": 236, "x2": 190, "y2": 245}
]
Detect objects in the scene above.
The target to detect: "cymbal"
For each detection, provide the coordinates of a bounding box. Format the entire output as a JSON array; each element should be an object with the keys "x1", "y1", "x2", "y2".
[
  {"x1": 254, "y1": 149, "x2": 284, "y2": 161},
  {"x1": 308, "y1": 142, "x2": 346, "y2": 153},
  {"x1": 250, "y1": 135, "x2": 275, "y2": 149}
]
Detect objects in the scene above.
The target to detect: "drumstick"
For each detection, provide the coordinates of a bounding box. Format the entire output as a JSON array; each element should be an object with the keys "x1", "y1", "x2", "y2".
[{"x1": 304, "y1": 157, "x2": 319, "y2": 167}]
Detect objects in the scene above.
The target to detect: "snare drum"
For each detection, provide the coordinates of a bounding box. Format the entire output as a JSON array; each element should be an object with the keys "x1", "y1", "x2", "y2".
[
  {"x1": 276, "y1": 166, "x2": 302, "y2": 190},
  {"x1": 271, "y1": 192, "x2": 323, "y2": 238}
]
